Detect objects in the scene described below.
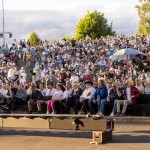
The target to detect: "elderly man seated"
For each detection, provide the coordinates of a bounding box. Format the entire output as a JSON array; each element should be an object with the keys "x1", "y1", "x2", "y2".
[{"x1": 74, "y1": 81, "x2": 95, "y2": 114}]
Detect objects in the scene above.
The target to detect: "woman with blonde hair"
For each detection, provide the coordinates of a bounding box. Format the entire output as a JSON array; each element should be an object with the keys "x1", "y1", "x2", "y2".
[{"x1": 92, "y1": 79, "x2": 108, "y2": 116}]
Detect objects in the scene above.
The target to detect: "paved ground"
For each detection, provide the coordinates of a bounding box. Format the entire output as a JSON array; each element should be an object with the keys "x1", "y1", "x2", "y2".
[{"x1": 0, "y1": 123, "x2": 150, "y2": 150}]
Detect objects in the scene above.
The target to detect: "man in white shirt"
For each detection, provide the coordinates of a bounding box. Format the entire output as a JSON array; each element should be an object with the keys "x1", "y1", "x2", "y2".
[
  {"x1": 37, "y1": 82, "x2": 56, "y2": 113},
  {"x1": 74, "y1": 81, "x2": 95, "y2": 114}
]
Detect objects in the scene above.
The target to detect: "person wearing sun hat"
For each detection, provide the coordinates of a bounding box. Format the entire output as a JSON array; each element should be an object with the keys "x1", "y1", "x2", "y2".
[{"x1": 74, "y1": 80, "x2": 95, "y2": 114}]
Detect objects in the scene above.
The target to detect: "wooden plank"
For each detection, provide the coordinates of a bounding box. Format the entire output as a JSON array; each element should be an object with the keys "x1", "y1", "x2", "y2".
[
  {"x1": 0, "y1": 118, "x2": 2, "y2": 127},
  {"x1": 50, "y1": 119, "x2": 74, "y2": 130},
  {"x1": 2, "y1": 118, "x2": 49, "y2": 129},
  {"x1": 0, "y1": 114, "x2": 111, "y2": 131},
  {"x1": 50, "y1": 118, "x2": 107, "y2": 131},
  {"x1": 0, "y1": 114, "x2": 105, "y2": 119},
  {"x1": 79, "y1": 119, "x2": 107, "y2": 131},
  {"x1": 0, "y1": 114, "x2": 88, "y2": 118}
]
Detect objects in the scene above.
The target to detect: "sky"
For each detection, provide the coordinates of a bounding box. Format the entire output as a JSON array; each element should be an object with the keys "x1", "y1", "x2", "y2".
[{"x1": 0, "y1": 0, "x2": 139, "y2": 44}]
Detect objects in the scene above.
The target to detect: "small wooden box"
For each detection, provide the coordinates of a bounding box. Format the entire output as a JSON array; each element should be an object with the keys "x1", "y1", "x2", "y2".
[{"x1": 90, "y1": 131, "x2": 112, "y2": 144}]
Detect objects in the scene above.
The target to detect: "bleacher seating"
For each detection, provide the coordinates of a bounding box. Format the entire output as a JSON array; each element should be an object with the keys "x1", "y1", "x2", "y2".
[{"x1": 0, "y1": 94, "x2": 150, "y2": 116}]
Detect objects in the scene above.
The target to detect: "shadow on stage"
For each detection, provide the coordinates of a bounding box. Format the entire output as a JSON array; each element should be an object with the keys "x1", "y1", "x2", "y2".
[{"x1": 0, "y1": 128, "x2": 149, "y2": 143}]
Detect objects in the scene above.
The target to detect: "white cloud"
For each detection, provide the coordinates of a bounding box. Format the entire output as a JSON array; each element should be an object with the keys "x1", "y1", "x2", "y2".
[{"x1": 0, "y1": 0, "x2": 139, "y2": 45}]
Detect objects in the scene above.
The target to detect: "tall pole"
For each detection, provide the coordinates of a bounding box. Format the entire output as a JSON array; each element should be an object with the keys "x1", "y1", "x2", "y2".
[{"x1": 2, "y1": 0, "x2": 5, "y2": 47}]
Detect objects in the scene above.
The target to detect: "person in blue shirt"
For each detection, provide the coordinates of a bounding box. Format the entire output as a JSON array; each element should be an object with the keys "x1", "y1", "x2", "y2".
[
  {"x1": 92, "y1": 79, "x2": 108, "y2": 116},
  {"x1": 11, "y1": 84, "x2": 27, "y2": 112}
]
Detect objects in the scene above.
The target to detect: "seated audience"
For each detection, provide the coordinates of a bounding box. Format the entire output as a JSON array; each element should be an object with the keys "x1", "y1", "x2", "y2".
[
  {"x1": 113, "y1": 78, "x2": 141, "y2": 117},
  {"x1": 109, "y1": 81, "x2": 125, "y2": 116},
  {"x1": 47, "y1": 83, "x2": 64, "y2": 114},
  {"x1": 70, "y1": 81, "x2": 83, "y2": 114},
  {"x1": 59, "y1": 82, "x2": 72, "y2": 114},
  {"x1": 144, "y1": 78, "x2": 150, "y2": 94},
  {"x1": 74, "y1": 80, "x2": 95, "y2": 114},
  {"x1": 11, "y1": 84, "x2": 27, "y2": 112},
  {"x1": 92, "y1": 80, "x2": 108, "y2": 117},
  {"x1": 28, "y1": 84, "x2": 44, "y2": 113}
]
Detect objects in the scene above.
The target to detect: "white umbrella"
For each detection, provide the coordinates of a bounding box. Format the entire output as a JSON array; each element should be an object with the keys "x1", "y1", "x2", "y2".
[{"x1": 110, "y1": 48, "x2": 145, "y2": 60}]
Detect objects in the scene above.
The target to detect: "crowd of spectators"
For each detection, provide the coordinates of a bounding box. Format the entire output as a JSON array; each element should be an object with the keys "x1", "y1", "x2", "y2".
[{"x1": 0, "y1": 35, "x2": 150, "y2": 117}]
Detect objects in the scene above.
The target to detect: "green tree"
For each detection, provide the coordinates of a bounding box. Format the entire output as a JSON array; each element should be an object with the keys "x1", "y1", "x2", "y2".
[
  {"x1": 28, "y1": 32, "x2": 39, "y2": 46},
  {"x1": 75, "y1": 11, "x2": 115, "y2": 40},
  {"x1": 136, "y1": 0, "x2": 150, "y2": 35}
]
